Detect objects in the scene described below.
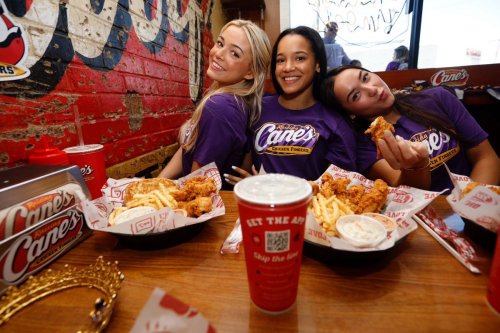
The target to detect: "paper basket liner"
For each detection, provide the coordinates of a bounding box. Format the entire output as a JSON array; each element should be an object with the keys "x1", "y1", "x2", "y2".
[
  {"x1": 304, "y1": 165, "x2": 445, "y2": 252},
  {"x1": 76, "y1": 162, "x2": 225, "y2": 235},
  {"x1": 444, "y1": 163, "x2": 500, "y2": 233}
]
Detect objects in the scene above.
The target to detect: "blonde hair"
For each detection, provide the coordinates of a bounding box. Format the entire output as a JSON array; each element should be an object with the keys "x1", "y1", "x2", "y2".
[{"x1": 183, "y1": 20, "x2": 271, "y2": 152}]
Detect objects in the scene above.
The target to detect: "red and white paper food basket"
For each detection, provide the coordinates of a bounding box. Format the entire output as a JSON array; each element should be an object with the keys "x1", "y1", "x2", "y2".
[
  {"x1": 130, "y1": 287, "x2": 216, "y2": 333},
  {"x1": 305, "y1": 165, "x2": 445, "y2": 251},
  {"x1": 445, "y1": 165, "x2": 500, "y2": 233},
  {"x1": 76, "y1": 163, "x2": 225, "y2": 235}
]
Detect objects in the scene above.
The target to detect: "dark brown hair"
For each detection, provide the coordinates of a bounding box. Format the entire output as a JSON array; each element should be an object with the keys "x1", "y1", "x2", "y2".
[
  {"x1": 321, "y1": 65, "x2": 474, "y2": 145},
  {"x1": 271, "y1": 26, "x2": 327, "y2": 101}
]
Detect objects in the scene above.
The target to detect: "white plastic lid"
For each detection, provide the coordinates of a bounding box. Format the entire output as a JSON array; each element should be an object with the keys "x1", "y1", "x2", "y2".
[
  {"x1": 234, "y1": 174, "x2": 312, "y2": 205},
  {"x1": 64, "y1": 144, "x2": 104, "y2": 154}
]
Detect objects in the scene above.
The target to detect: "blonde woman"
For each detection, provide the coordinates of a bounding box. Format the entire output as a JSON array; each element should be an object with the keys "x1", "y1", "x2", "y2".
[{"x1": 158, "y1": 20, "x2": 271, "y2": 190}]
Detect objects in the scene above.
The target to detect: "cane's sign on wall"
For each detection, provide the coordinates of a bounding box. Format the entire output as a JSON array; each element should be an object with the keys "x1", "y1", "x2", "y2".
[
  {"x1": 430, "y1": 69, "x2": 469, "y2": 87},
  {"x1": 0, "y1": 0, "x2": 30, "y2": 81}
]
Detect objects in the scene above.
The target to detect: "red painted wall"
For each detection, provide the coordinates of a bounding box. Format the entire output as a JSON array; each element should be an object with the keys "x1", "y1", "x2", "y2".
[{"x1": 0, "y1": 0, "x2": 216, "y2": 169}]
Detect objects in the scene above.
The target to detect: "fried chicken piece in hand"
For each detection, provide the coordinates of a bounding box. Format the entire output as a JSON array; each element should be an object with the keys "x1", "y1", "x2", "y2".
[
  {"x1": 356, "y1": 179, "x2": 389, "y2": 214},
  {"x1": 365, "y1": 116, "x2": 395, "y2": 159},
  {"x1": 178, "y1": 197, "x2": 213, "y2": 217},
  {"x1": 173, "y1": 176, "x2": 217, "y2": 202}
]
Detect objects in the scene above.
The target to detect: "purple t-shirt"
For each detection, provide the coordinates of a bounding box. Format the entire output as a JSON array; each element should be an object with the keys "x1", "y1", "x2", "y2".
[
  {"x1": 250, "y1": 94, "x2": 357, "y2": 181},
  {"x1": 182, "y1": 94, "x2": 249, "y2": 190},
  {"x1": 357, "y1": 87, "x2": 488, "y2": 193},
  {"x1": 385, "y1": 61, "x2": 400, "y2": 71},
  {"x1": 386, "y1": 59, "x2": 408, "y2": 71}
]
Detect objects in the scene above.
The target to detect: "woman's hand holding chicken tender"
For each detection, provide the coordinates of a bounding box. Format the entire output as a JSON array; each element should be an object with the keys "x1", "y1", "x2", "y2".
[{"x1": 378, "y1": 130, "x2": 430, "y2": 171}]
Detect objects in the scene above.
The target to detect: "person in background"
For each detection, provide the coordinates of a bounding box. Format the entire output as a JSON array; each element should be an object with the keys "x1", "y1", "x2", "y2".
[
  {"x1": 158, "y1": 20, "x2": 271, "y2": 190},
  {"x1": 350, "y1": 59, "x2": 362, "y2": 67},
  {"x1": 321, "y1": 65, "x2": 500, "y2": 193},
  {"x1": 322, "y1": 21, "x2": 351, "y2": 72},
  {"x1": 225, "y1": 26, "x2": 357, "y2": 186},
  {"x1": 386, "y1": 45, "x2": 409, "y2": 71}
]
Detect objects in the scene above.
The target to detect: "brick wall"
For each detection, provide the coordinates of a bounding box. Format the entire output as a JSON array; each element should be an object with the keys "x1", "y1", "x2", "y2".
[{"x1": 0, "y1": 0, "x2": 216, "y2": 171}]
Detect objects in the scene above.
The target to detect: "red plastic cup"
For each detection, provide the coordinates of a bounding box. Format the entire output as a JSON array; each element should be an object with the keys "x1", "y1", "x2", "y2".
[
  {"x1": 234, "y1": 174, "x2": 312, "y2": 314},
  {"x1": 63, "y1": 144, "x2": 106, "y2": 199},
  {"x1": 487, "y1": 232, "x2": 500, "y2": 316}
]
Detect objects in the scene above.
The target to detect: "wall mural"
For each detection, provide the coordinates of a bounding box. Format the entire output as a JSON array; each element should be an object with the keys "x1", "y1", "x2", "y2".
[
  {"x1": 0, "y1": 0, "x2": 30, "y2": 81},
  {"x1": 0, "y1": 0, "x2": 215, "y2": 169}
]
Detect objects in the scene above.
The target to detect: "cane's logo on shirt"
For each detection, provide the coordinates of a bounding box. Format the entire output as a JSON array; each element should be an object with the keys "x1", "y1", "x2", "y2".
[
  {"x1": 254, "y1": 122, "x2": 319, "y2": 156},
  {"x1": 410, "y1": 129, "x2": 460, "y2": 171}
]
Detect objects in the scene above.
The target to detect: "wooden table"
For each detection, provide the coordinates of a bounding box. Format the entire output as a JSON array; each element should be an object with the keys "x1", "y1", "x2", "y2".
[{"x1": 4, "y1": 194, "x2": 499, "y2": 332}]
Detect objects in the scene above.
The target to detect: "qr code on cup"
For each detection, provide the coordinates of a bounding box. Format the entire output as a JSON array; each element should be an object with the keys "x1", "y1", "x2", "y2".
[{"x1": 265, "y1": 230, "x2": 290, "y2": 253}]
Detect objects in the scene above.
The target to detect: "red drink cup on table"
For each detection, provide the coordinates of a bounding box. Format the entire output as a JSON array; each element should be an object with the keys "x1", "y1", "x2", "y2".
[
  {"x1": 234, "y1": 174, "x2": 312, "y2": 314},
  {"x1": 63, "y1": 144, "x2": 107, "y2": 199},
  {"x1": 487, "y1": 233, "x2": 500, "y2": 316}
]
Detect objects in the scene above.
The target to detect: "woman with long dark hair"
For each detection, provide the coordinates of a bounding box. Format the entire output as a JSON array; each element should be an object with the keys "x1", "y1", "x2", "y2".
[
  {"x1": 321, "y1": 65, "x2": 500, "y2": 192},
  {"x1": 226, "y1": 26, "x2": 356, "y2": 185}
]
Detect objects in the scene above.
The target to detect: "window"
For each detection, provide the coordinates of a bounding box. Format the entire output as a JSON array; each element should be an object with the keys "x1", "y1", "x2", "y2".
[
  {"x1": 418, "y1": 0, "x2": 500, "y2": 68},
  {"x1": 287, "y1": 0, "x2": 500, "y2": 71}
]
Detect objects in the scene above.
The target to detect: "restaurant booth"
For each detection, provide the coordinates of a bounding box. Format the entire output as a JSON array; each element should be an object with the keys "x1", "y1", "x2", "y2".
[{"x1": 0, "y1": 0, "x2": 499, "y2": 332}]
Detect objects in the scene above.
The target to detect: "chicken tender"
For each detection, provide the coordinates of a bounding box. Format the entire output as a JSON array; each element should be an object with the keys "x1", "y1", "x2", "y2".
[
  {"x1": 347, "y1": 184, "x2": 366, "y2": 211},
  {"x1": 178, "y1": 197, "x2": 213, "y2": 217},
  {"x1": 489, "y1": 187, "x2": 500, "y2": 196},
  {"x1": 365, "y1": 116, "x2": 395, "y2": 159},
  {"x1": 462, "y1": 182, "x2": 500, "y2": 198},
  {"x1": 319, "y1": 173, "x2": 351, "y2": 202},
  {"x1": 173, "y1": 176, "x2": 217, "y2": 202},
  {"x1": 356, "y1": 179, "x2": 389, "y2": 214},
  {"x1": 462, "y1": 182, "x2": 481, "y2": 198},
  {"x1": 307, "y1": 181, "x2": 319, "y2": 196}
]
